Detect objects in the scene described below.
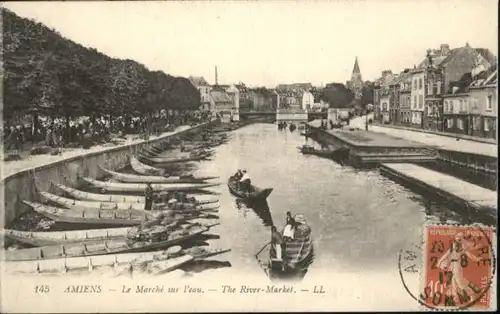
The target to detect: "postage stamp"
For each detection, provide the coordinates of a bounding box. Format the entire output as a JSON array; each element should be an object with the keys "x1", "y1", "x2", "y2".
[{"x1": 421, "y1": 224, "x2": 496, "y2": 310}]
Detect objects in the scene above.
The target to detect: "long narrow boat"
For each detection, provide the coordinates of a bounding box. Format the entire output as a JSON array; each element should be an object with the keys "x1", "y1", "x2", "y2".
[
  {"x1": 81, "y1": 177, "x2": 220, "y2": 193},
  {"x1": 41, "y1": 191, "x2": 219, "y2": 211},
  {"x1": 139, "y1": 153, "x2": 210, "y2": 165},
  {"x1": 4, "y1": 251, "x2": 193, "y2": 274},
  {"x1": 54, "y1": 184, "x2": 219, "y2": 205},
  {"x1": 22, "y1": 201, "x2": 216, "y2": 226},
  {"x1": 4, "y1": 247, "x2": 231, "y2": 274},
  {"x1": 99, "y1": 167, "x2": 219, "y2": 184},
  {"x1": 130, "y1": 156, "x2": 166, "y2": 176},
  {"x1": 297, "y1": 145, "x2": 346, "y2": 158},
  {"x1": 4, "y1": 225, "x2": 212, "y2": 261},
  {"x1": 227, "y1": 177, "x2": 273, "y2": 201},
  {"x1": 41, "y1": 191, "x2": 146, "y2": 210},
  {"x1": 2, "y1": 221, "x2": 220, "y2": 247},
  {"x1": 267, "y1": 214, "x2": 314, "y2": 281}
]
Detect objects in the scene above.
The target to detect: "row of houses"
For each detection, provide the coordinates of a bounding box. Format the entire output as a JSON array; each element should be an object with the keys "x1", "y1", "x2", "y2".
[
  {"x1": 189, "y1": 77, "x2": 325, "y2": 114},
  {"x1": 373, "y1": 43, "x2": 497, "y2": 139}
]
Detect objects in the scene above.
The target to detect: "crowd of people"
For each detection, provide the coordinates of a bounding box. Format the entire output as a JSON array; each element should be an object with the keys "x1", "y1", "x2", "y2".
[{"x1": 3, "y1": 110, "x2": 213, "y2": 154}]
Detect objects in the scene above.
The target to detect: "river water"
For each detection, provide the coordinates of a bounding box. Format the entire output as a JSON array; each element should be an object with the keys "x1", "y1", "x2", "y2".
[{"x1": 189, "y1": 123, "x2": 489, "y2": 279}]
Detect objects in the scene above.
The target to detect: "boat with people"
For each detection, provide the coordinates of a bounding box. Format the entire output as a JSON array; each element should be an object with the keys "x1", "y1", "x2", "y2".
[
  {"x1": 80, "y1": 177, "x2": 220, "y2": 193},
  {"x1": 289, "y1": 124, "x2": 296, "y2": 132},
  {"x1": 227, "y1": 174, "x2": 273, "y2": 201},
  {"x1": 99, "y1": 166, "x2": 219, "y2": 184},
  {"x1": 256, "y1": 213, "x2": 314, "y2": 281}
]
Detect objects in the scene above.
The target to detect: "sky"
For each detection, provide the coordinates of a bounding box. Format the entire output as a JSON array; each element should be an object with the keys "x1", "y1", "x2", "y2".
[{"x1": 3, "y1": 0, "x2": 498, "y2": 88}]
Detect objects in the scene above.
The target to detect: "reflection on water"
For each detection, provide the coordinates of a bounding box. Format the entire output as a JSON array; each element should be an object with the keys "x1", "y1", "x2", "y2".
[{"x1": 235, "y1": 199, "x2": 274, "y2": 227}]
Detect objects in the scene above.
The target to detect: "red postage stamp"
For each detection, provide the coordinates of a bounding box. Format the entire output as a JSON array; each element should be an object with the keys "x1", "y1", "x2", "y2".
[{"x1": 421, "y1": 224, "x2": 495, "y2": 310}]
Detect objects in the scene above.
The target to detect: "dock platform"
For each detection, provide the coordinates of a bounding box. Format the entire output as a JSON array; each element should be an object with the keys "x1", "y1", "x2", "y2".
[
  {"x1": 379, "y1": 163, "x2": 497, "y2": 216},
  {"x1": 307, "y1": 120, "x2": 438, "y2": 167}
]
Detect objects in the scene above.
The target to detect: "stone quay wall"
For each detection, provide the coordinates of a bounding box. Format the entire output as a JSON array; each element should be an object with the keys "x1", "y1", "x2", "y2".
[{"x1": 1, "y1": 121, "x2": 217, "y2": 227}]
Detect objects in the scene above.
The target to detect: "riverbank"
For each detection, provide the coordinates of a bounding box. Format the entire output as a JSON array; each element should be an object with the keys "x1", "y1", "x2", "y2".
[{"x1": 1, "y1": 121, "x2": 217, "y2": 226}]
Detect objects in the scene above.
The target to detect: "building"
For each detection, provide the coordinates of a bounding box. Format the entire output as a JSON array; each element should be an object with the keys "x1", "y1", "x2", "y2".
[
  {"x1": 210, "y1": 87, "x2": 233, "y2": 122},
  {"x1": 468, "y1": 67, "x2": 497, "y2": 139},
  {"x1": 398, "y1": 69, "x2": 411, "y2": 125},
  {"x1": 249, "y1": 88, "x2": 275, "y2": 110},
  {"x1": 373, "y1": 70, "x2": 394, "y2": 123},
  {"x1": 301, "y1": 90, "x2": 314, "y2": 110},
  {"x1": 189, "y1": 76, "x2": 211, "y2": 110},
  {"x1": 388, "y1": 74, "x2": 401, "y2": 124},
  {"x1": 346, "y1": 57, "x2": 363, "y2": 100},
  {"x1": 235, "y1": 83, "x2": 251, "y2": 110},
  {"x1": 442, "y1": 89, "x2": 470, "y2": 135},
  {"x1": 277, "y1": 83, "x2": 313, "y2": 90},
  {"x1": 410, "y1": 67, "x2": 426, "y2": 128}
]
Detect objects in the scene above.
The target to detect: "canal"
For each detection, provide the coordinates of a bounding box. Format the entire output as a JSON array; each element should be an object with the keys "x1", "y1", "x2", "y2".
[{"x1": 190, "y1": 123, "x2": 487, "y2": 280}]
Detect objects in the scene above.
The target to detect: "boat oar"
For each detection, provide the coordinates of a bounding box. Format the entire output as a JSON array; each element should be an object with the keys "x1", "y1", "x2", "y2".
[{"x1": 255, "y1": 242, "x2": 270, "y2": 259}]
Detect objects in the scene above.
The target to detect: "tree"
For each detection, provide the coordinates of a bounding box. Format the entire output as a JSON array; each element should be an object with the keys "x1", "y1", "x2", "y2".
[
  {"x1": 361, "y1": 81, "x2": 375, "y2": 108},
  {"x1": 319, "y1": 83, "x2": 354, "y2": 108}
]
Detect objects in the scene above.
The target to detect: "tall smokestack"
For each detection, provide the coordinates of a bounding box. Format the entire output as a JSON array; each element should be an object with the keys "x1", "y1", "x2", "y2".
[{"x1": 215, "y1": 66, "x2": 218, "y2": 86}]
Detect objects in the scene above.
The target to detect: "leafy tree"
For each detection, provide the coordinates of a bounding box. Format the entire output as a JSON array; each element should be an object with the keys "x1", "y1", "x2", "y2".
[{"x1": 319, "y1": 83, "x2": 354, "y2": 108}]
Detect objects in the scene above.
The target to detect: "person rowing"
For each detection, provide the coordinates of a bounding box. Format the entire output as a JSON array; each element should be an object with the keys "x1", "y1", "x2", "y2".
[
  {"x1": 233, "y1": 169, "x2": 243, "y2": 181},
  {"x1": 239, "y1": 170, "x2": 251, "y2": 192},
  {"x1": 283, "y1": 211, "x2": 295, "y2": 241}
]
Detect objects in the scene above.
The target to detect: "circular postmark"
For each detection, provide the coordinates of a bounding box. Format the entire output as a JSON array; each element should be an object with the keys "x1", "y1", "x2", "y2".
[{"x1": 398, "y1": 224, "x2": 496, "y2": 311}]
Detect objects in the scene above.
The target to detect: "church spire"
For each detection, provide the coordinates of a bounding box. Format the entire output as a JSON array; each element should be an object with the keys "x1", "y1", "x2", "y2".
[{"x1": 352, "y1": 57, "x2": 360, "y2": 74}]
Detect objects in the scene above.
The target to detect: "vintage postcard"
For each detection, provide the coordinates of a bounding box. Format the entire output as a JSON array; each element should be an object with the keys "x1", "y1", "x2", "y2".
[{"x1": 0, "y1": 0, "x2": 497, "y2": 312}]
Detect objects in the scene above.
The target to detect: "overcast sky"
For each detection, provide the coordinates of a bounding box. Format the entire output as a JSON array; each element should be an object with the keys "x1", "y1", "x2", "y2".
[{"x1": 4, "y1": 0, "x2": 498, "y2": 87}]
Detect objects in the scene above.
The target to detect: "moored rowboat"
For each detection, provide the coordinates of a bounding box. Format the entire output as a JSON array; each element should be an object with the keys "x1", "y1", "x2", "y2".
[
  {"x1": 99, "y1": 167, "x2": 219, "y2": 184},
  {"x1": 4, "y1": 251, "x2": 193, "y2": 274},
  {"x1": 130, "y1": 156, "x2": 166, "y2": 176},
  {"x1": 81, "y1": 177, "x2": 220, "y2": 193},
  {"x1": 139, "y1": 153, "x2": 210, "y2": 165},
  {"x1": 2, "y1": 220, "x2": 220, "y2": 247},
  {"x1": 41, "y1": 191, "x2": 219, "y2": 211},
  {"x1": 41, "y1": 191, "x2": 146, "y2": 210},
  {"x1": 23, "y1": 201, "x2": 217, "y2": 226},
  {"x1": 54, "y1": 184, "x2": 219, "y2": 205},
  {"x1": 4, "y1": 226, "x2": 211, "y2": 261}
]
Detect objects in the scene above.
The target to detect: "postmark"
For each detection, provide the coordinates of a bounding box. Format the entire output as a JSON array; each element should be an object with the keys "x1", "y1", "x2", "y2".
[
  {"x1": 399, "y1": 224, "x2": 496, "y2": 311},
  {"x1": 420, "y1": 224, "x2": 496, "y2": 310}
]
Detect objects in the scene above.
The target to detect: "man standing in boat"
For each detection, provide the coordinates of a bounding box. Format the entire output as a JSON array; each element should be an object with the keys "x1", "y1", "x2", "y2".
[
  {"x1": 283, "y1": 211, "x2": 295, "y2": 241},
  {"x1": 239, "y1": 170, "x2": 251, "y2": 192},
  {"x1": 144, "y1": 182, "x2": 154, "y2": 211}
]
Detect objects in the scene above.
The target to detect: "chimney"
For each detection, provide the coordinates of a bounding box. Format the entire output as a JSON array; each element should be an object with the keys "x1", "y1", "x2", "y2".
[
  {"x1": 215, "y1": 66, "x2": 218, "y2": 86},
  {"x1": 440, "y1": 44, "x2": 450, "y2": 55}
]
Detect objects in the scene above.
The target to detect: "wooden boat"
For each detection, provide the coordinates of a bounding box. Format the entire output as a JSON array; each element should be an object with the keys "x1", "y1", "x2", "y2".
[
  {"x1": 41, "y1": 191, "x2": 219, "y2": 212},
  {"x1": 41, "y1": 191, "x2": 146, "y2": 210},
  {"x1": 2, "y1": 221, "x2": 220, "y2": 247},
  {"x1": 99, "y1": 167, "x2": 219, "y2": 184},
  {"x1": 54, "y1": 184, "x2": 144, "y2": 203},
  {"x1": 81, "y1": 177, "x2": 220, "y2": 193},
  {"x1": 139, "y1": 153, "x2": 210, "y2": 165},
  {"x1": 22, "y1": 201, "x2": 215, "y2": 226},
  {"x1": 227, "y1": 177, "x2": 273, "y2": 201},
  {"x1": 4, "y1": 225, "x2": 212, "y2": 261},
  {"x1": 130, "y1": 156, "x2": 166, "y2": 176},
  {"x1": 139, "y1": 149, "x2": 159, "y2": 159},
  {"x1": 297, "y1": 145, "x2": 344, "y2": 158},
  {"x1": 4, "y1": 251, "x2": 194, "y2": 274},
  {"x1": 263, "y1": 214, "x2": 314, "y2": 281},
  {"x1": 2, "y1": 227, "x2": 133, "y2": 246},
  {"x1": 54, "y1": 184, "x2": 219, "y2": 205}
]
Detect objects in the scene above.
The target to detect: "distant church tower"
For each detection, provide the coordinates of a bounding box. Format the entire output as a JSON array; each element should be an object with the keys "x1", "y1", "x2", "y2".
[{"x1": 347, "y1": 57, "x2": 363, "y2": 100}]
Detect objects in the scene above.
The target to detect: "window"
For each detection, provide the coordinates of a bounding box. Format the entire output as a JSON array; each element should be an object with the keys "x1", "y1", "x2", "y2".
[
  {"x1": 473, "y1": 116, "x2": 481, "y2": 130},
  {"x1": 413, "y1": 95, "x2": 417, "y2": 109},
  {"x1": 457, "y1": 119, "x2": 464, "y2": 130},
  {"x1": 447, "y1": 118, "x2": 453, "y2": 129},
  {"x1": 436, "y1": 82, "x2": 441, "y2": 94},
  {"x1": 464, "y1": 99, "x2": 468, "y2": 111},
  {"x1": 419, "y1": 78, "x2": 423, "y2": 89},
  {"x1": 419, "y1": 95, "x2": 424, "y2": 108},
  {"x1": 484, "y1": 119, "x2": 490, "y2": 131},
  {"x1": 428, "y1": 83, "x2": 433, "y2": 95},
  {"x1": 459, "y1": 100, "x2": 464, "y2": 111},
  {"x1": 449, "y1": 100, "x2": 454, "y2": 112},
  {"x1": 444, "y1": 101, "x2": 448, "y2": 112},
  {"x1": 487, "y1": 95, "x2": 493, "y2": 110},
  {"x1": 413, "y1": 80, "x2": 417, "y2": 89}
]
